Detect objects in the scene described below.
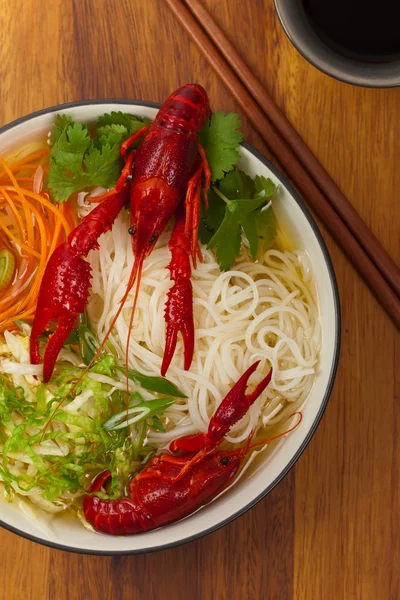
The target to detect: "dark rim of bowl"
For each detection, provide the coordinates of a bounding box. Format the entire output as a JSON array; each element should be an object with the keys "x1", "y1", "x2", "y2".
[
  {"x1": 273, "y1": 0, "x2": 400, "y2": 89},
  {"x1": 0, "y1": 99, "x2": 341, "y2": 556}
]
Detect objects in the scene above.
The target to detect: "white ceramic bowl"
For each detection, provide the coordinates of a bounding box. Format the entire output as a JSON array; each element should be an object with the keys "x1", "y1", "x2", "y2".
[{"x1": 0, "y1": 101, "x2": 340, "y2": 554}]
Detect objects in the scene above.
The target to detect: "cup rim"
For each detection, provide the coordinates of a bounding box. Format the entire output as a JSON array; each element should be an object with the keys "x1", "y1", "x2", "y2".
[
  {"x1": 274, "y1": 0, "x2": 400, "y2": 88},
  {"x1": 0, "y1": 99, "x2": 341, "y2": 555}
]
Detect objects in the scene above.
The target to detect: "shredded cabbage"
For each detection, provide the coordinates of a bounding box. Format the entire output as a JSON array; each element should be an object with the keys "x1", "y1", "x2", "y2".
[{"x1": 0, "y1": 331, "x2": 181, "y2": 511}]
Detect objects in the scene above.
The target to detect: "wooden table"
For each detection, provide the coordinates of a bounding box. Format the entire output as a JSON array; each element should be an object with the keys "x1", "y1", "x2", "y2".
[{"x1": 0, "y1": 1, "x2": 398, "y2": 598}]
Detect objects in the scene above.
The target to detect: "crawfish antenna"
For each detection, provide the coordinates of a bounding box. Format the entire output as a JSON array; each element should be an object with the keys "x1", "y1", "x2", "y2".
[
  {"x1": 125, "y1": 255, "x2": 144, "y2": 399},
  {"x1": 247, "y1": 412, "x2": 303, "y2": 451}
]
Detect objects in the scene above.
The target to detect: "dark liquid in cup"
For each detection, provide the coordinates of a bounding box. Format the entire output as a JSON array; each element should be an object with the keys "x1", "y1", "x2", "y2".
[{"x1": 302, "y1": 0, "x2": 400, "y2": 63}]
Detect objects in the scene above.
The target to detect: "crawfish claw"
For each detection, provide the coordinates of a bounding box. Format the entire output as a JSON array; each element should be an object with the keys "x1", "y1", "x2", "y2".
[
  {"x1": 161, "y1": 207, "x2": 194, "y2": 376},
  {"x1": 161, "y1": 278, "x2": 194, "y2": 376},
  {"x1": 207, "y1": 361, "x2": 272, "y2": 445},
  {"x1": 171, "y1": 362, "x2": 273, "y2": 453},
  {"x1": 30, "y1": 243, "x2": 92, "y2": 382}
]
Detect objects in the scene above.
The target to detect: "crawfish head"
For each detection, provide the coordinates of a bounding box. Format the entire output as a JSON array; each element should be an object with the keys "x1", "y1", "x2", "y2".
[
  {"x1": 128, "y1": 178, "x2": 179, "y2": 260},
  {"x1": 186, "y1": 447, "x2": 245, "y2": 494}
]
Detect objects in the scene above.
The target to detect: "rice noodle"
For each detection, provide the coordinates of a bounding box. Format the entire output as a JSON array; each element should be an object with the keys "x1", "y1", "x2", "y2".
[{"x1": 83, "y1": 202, "x2": 321, "y2": 447}]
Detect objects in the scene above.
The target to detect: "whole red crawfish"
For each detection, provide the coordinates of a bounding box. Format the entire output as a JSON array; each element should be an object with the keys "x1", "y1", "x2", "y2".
[
  {"x1": 84, "y1": 362, "x2": 282, "y2": 535},
  {"x1": 30, "y1": 84, "x2": 211, "y2": 382}
]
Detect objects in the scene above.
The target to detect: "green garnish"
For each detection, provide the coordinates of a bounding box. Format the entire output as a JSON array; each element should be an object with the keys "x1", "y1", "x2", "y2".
[
  {"x1": 103, "y1": 394, "x2": 175, "y2": 431},
  {"x1": 0, "y1": 249, "x2": 15, "y2": 291},
  {"x1": 116, "y1": 366, "x2": 187, "y2": 398},
  {"x1": 0, "y1": 352, "x2": 176, "y2": 501},
  {"x1": 96, "y1": 111, "x2": 150, "y2": 141},
  {"x1": 198, "y1": 188, "x2": 226, "y2": 245},
  {"x1": 47, "y1": 112, "x2": 150, "y2": 203},
  {"x1": 200, "y1": 169, "x2": 278, "y2": 271},
  {"x1": 199, "y1": 111, "x2": 244, "y2": 181}
]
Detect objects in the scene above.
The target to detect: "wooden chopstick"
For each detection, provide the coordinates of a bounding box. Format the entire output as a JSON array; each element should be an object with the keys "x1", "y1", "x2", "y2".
[
  {"x1": 166, "y1": 0, "x2": 400, "y2": 328},
  {"x1": 184, "y1": 0, "x2": 400, "y2": 300}
]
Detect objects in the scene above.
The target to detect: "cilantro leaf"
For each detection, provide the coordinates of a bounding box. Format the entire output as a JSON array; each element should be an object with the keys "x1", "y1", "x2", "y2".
[
  {"x1": 203, "y1": 171, "x2": 278, "y2": 270},
  {"x1": 83, "y1": 143, "x2": 121, "y2": 188},
  {"x1": 47, "y1": 112, "x2": 152, "y2": 203},
  {"x1": 49, "y1": 114, "x2": 74, "y2": 146},
  {"x1": 47, "y1": 123, "x2": 122, "y2": 203},
  {"x1": 208, "y1": 194, "x2": 267, "y2": 270},
  {"x1": 253, "y1": 176, "x2": 277, "y2": 253},
  {"x1": 59, "y1": 122, "x2": 90, "y2": 151},
  {"x1": 199, "y1": 188, "x2": 226, "y2": 244},
  {"x1": 199, "y1": 111, "x2": 243, "y2": 181},
  {"x1": 208, "y1": 207, "x2": 242, "y2": 271},
  {"x1": 47, "y1": 163, "x2": 84, "y2": 203},
  {"x1": 96, "y1": 112, "x2": 151, "y2": 148},
  {"x1": 219, "y1": 169, "x2": 255, "y2": 200},
  {"x1": 255, "y1": 175, "x2": 277, "y2": 198},
  {"x1": 199, "y1": 168, "x2": 256, "y2": 244},
  {"x1": 97, "y1": 111, "x2": 148, "y2": 130},
  {"x1": 96, "y1": 124, "x2": 129, "y2": 147}
]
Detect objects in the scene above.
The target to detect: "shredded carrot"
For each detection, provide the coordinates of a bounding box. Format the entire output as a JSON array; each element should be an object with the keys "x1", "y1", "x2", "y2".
[
  {"x1": 0, "y1": 151, "x2": 77, "y2": 332},
  {"x1": 0, "y1": 149, "x2": 49, "y2": 180}
]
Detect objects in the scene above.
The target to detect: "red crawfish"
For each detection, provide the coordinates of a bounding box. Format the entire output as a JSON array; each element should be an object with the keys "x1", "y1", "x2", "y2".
[
  {"x1": 84, "y1": 362, "x2": 278, "y2": 535},
  {"x1": 30, "y1": 84, "x2": 211, "y2": 382}
]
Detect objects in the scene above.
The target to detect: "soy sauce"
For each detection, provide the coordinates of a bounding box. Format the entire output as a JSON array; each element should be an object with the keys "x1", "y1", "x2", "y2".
[{"x1": 302, "y1": 0, "x2": 400, "y2": 63}]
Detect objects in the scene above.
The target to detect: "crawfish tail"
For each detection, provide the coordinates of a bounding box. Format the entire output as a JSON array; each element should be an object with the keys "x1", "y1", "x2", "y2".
[
  {"x1": 155, "y1": 84, "x2": 211, "y2": 134},
  {"x1": 83, "y1": 496, "x2": 155, "y2": 535},
  {"x1": 83, "y1": 471, "x2": 155, "y2": 535}
]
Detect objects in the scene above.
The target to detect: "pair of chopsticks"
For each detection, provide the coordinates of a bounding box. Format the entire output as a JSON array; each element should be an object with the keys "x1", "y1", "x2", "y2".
[{"x1": 166, "y1": 0, "x2": 400, "y2": 328}]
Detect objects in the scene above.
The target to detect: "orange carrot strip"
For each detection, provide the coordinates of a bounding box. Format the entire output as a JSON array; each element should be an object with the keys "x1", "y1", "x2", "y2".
[
  {"x1": 0, "y1": 212, "x2": 41, "y2": 258},
  {"x1": 0, "y1": 150, "x2": 49, "y2": 179},
  {"x1": 4, "y1": 186, "x2": 70, "y2": 235},
  {"x1": 0, "y1": 188, "x2": 26, "y2": 238}
]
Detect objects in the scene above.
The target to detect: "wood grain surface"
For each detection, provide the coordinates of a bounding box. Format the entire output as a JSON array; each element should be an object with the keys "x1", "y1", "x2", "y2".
[{"x1": 0, "y1": 1, "x2": 398, "y2": 599}]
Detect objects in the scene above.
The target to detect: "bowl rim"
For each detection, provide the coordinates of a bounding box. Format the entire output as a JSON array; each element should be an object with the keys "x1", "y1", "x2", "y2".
[{"x1": 0, "y1": 99, "x2": 341, "y2": 555}]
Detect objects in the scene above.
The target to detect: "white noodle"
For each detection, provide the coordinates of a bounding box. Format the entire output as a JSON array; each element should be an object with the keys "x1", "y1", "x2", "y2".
[{"x1": 83, "y1": 203, "x2": 321, "y2": 447}]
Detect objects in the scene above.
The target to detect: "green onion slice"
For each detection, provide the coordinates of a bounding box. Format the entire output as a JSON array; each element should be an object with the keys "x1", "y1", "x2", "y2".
[
  {"x1": 116, "y1": 366, "x2": 187, "y2": 398},
  {"x1": 103, "y1": 396, "x2": 175, "y2": 431}
]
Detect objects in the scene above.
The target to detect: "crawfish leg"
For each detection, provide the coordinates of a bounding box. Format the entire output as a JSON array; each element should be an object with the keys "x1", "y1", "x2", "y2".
[
  {"x1": 184, "y1": 144, "x2": 211, "y2": 262},
  {"x1": 192, "y1": 177, "x2": 203, "y2": 265},
  {"x1": 120, "y1": 126, "x2": 149, "y2": 159},
  {"x1": 198, "y1": 144, "x2": 211, "y2": 208},
  {"x1": 161, "y1": 206, "x2": 194, "y2": 377},
  {"x1": 115, "y1": 150, "x2": 136, "y2": 193},
  {"x1": 184, "y1": 161, "x2": 203, "y2": 253},
  {"x1": 68, "y1": 188, "x2": 129, "y2": 256}
]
